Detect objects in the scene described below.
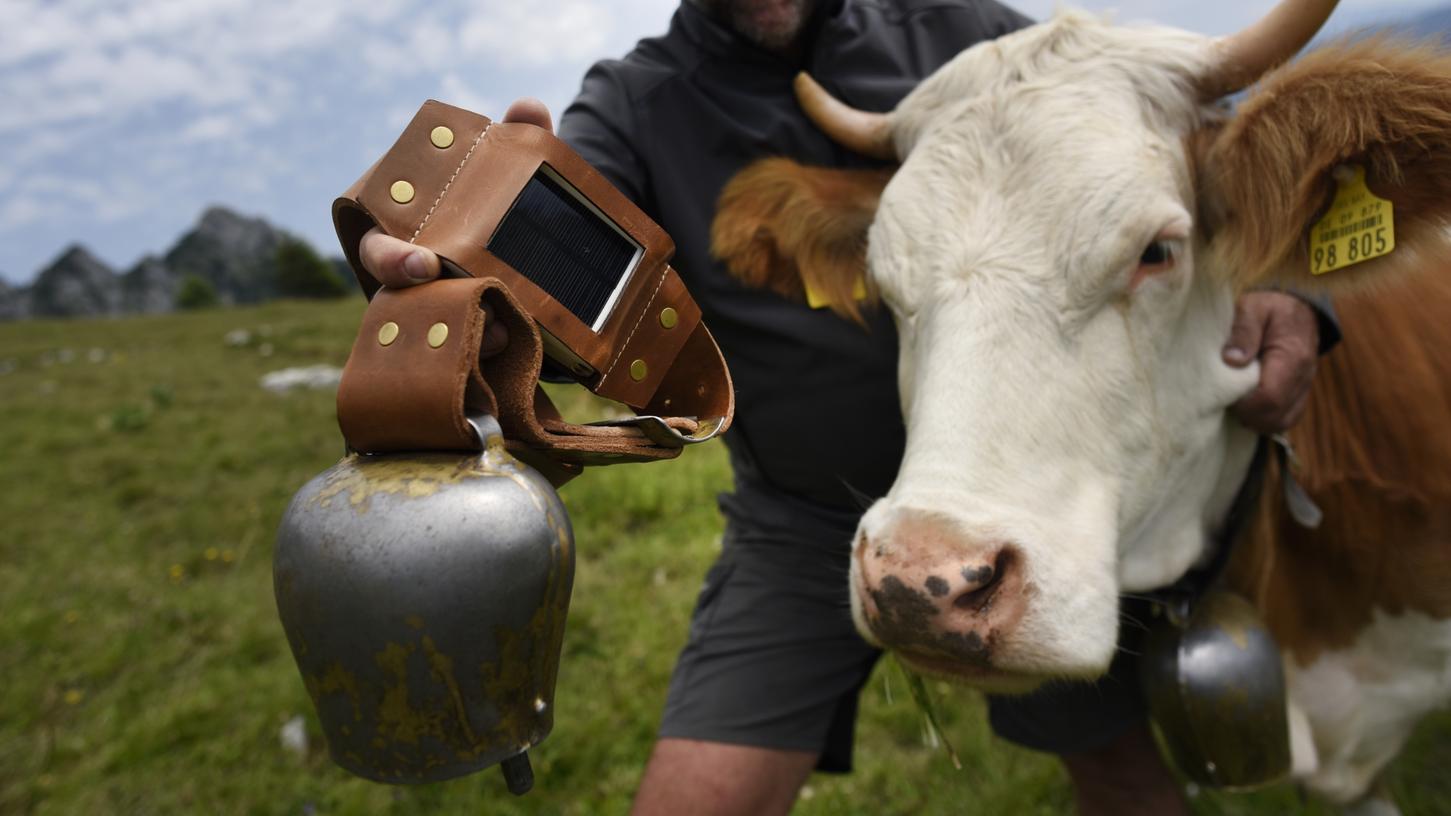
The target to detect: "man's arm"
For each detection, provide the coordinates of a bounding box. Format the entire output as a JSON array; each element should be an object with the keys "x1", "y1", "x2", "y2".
[{"x1": 558, "y1": 63, "x2": 650, "y2": 206}]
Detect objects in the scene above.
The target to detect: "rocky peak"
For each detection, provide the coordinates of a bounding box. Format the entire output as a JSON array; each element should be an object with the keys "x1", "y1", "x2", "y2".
[
  {"x1": 165, "y1": 206, "x2": 290, "y2": 304},
  {"x1": 0, "y1": 279, "x2": 30, "y2": 320},
  {"x1": 122, "y1": 254, "x2": 178, "y2": 315},
  {"x1": 29, "y1": 244, "x2": 120, "y2": 318}
]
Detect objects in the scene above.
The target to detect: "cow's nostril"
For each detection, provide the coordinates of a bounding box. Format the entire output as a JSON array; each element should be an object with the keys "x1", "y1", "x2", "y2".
[{"x1": 953, "y1": 549, "x2": 1015, "y2": 611}]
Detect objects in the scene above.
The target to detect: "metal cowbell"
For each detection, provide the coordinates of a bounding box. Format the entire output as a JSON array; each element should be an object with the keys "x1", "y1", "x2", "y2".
[
  {"x1": 274, "y1": 416, "x2": 573, "y2": 794},
  {"x1": 1141, "y1": 590, "x2": 1291, "y2": 790}
]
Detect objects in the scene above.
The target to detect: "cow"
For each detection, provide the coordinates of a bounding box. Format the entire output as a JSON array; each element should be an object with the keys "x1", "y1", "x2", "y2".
[{"x1": 708, "y1": 0, "x2": 1451, "y2": 810}]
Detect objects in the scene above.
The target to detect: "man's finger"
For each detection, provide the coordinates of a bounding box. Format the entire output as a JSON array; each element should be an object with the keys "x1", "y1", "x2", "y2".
[
  {"x1": 1222, "y1": 300, "x2": 1267, "y2": 367},
  {"x1": 359, "y1": 228, "x2": 440, "y2": 289},
  {"x1": 503, "y1": 98, "x2": 553, "y2": 132}
]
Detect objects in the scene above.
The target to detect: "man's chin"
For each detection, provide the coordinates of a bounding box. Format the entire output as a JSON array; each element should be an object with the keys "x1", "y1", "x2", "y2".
[{"x1": 711, "y1": 0, "x2": 814, "y2": 52}]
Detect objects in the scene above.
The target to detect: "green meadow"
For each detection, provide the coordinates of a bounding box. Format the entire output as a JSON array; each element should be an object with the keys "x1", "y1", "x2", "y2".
[{"x1": 1, "y1": 299, "x2": 1446, "y2": 815}]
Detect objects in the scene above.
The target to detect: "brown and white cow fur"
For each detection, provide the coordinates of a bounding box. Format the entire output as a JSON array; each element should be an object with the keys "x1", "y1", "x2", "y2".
[{"x1": 711, "y1": 10, "x2": 1451, "y2": 812}]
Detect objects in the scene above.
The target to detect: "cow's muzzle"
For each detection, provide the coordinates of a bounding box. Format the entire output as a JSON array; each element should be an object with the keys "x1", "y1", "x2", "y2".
[{"x1": 854, "y1": 510, "x2": 1029, "y2": 678}]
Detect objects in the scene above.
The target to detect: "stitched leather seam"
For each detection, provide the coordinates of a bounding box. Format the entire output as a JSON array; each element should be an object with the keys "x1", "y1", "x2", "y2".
[
  {"x1": 411, "y1": 122, "x2": 490, "y2": 243},
  {"x1": 601, "y1": 267, "x2": 670, "y2": 385}
]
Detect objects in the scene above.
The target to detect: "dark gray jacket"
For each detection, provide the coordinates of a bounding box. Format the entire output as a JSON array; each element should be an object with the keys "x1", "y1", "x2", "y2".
[{"x1": 560, "y1": 0, "x2": 1031, "y2": 536}]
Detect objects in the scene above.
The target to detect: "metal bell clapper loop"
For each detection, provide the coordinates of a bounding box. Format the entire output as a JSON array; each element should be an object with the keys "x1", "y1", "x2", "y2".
[{"x1": 274, "y1": 412, "x2": 575, "y2": 793}]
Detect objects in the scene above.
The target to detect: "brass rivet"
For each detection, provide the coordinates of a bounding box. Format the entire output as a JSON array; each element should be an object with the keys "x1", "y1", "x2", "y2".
[
  {"x1": 427, "y1": 322, "x2": 449, "y2": 348},
  {"x1": 390, "y1": 180, "x2": 415, "y2": 204},
  {"x1": 377, "y1": 321, "x2": 400, "y2": 346},
  {"x1": 659, "y1": 307, "x2": 678, "y2": 329},
  {"x1": 630, "y1": 359, "x2": 648, "y2": 381},
  {"x1": 430, "y1": 126, "x2": 455, "y2": 149}
]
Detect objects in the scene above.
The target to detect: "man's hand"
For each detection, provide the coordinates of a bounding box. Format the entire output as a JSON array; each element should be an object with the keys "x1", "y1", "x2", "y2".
[
  {"x1": 1222, "y1": 291, "x2": 1320, "y2": 433},
  {"x1": 357, "y1": 98, "x2": 555, "y2": 355}
]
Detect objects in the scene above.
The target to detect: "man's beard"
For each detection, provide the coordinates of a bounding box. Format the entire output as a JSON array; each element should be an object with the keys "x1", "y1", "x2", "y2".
[{"x1": 694, "y1": 0, "x2": 816, "y2": 52}]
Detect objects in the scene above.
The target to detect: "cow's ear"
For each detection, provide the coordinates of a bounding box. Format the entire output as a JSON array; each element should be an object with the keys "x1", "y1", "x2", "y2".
[
  {"x1": 711, "y1": 159, "x2": 891, "y2": 324},
  {"x1": 1200, "y1": 37, "x2": 1451, "y2": 293}
]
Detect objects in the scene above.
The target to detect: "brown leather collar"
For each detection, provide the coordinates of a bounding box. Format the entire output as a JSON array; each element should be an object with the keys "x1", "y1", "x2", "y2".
[{"x1": 333, "y1": 101, "x2": 734, "y2": 482}]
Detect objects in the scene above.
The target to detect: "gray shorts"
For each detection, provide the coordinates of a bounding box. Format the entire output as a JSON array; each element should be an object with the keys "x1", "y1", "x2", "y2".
[{"x1": 658, "y1": 526, "x2": 1148, "y2": 770}]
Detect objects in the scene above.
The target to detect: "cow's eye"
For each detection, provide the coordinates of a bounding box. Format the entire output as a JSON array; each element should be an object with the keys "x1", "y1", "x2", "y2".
[{"x1": 1139, "y1": 241, "x2": 1176, "y2": 268}]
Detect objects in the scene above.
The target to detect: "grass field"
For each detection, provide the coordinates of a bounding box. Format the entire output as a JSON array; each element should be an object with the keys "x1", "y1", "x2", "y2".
[{"x1": 1, "y1": 299, "x2": 1447, "y2": 815}]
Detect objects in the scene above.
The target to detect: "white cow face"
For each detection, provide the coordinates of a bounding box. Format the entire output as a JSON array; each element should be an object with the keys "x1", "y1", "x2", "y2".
[
  {"x1": 712, "y1": 3, "x2": 1451, "y2": 689},
  {"x1": 853, "y1": 17, "x2": 1261, "y2": 686},
  {"x1": 847, "y1": 15, "x2": 1265, "y2": 682}
]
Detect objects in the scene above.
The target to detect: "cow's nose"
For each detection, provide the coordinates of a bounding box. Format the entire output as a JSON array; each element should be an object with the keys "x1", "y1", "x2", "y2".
[
  {"x1": 855, "y1": 512, "x2": 1027, "y2": 664},
  {"x1": 938, "y1": 547, "x2": 1015, "y2": 611}
]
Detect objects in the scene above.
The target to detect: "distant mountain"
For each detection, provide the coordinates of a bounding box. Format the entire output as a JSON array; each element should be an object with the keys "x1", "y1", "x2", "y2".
[
  {"x1": 164, "y1": 206, "x2": 291, "y2": 305},
  {"x1": 121, "y1": 255, "x2": 177, "y2": 315},
  {"x1": 0, "y1": 280, "x2": 30, "y2": 320},
  {"x1": 29, "y1": 246, "x2": 121, "y2": 318},
  {"x1": 3, "y1": 206, "x2": 352, "y2": 321}
]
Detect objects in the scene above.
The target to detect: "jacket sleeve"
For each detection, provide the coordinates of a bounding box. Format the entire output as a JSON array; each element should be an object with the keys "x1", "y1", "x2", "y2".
[
  {"x1": 1289, "y1": 290, "x2": 1342, "y2": 354},
  {"x1": 558, "y1": 61, "x2": 652, "y2": 209}
]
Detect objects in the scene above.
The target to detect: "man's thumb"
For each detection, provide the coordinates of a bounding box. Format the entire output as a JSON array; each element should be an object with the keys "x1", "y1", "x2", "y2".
[{"x1": 1222, "y1": 303, "x2": 1264, "y2": 367}]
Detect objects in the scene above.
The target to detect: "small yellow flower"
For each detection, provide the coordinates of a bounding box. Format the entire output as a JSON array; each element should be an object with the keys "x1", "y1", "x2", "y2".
[
  {"x1": 169, "y1": 564, "x2": 185, "y2": 582},
  {"x1": 63, "y1": 610, "x2": 80, "y2": 625},
  {"x1": 64, "y1": 689, "x2": 83, "y2": 705},
  {"x1": 204, "y1": 547, "x2": 219, "y2": 561},
  {"x1": 221, "y1": 549, "x2": 236, "y2": 564}
]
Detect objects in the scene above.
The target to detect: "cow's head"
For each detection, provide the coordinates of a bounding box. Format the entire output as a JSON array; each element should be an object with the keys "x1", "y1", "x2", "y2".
[{"x1": 712, "y1": 0, "x2": 1451, "y2": 689}]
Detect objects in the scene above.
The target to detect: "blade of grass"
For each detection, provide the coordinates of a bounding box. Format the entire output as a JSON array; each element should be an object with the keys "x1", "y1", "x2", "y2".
[{"x1": 894, "y1": 655, "x2": 962, "y2": 771}]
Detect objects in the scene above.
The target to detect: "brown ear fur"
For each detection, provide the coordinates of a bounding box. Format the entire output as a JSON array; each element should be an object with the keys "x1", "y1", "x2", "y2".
[
  {"x1": 1201, "y1": 36, "x2": 1451, "y2": 293},
  {"x1": 711, "y1": 158, "x2": 892, "y2": 324}
]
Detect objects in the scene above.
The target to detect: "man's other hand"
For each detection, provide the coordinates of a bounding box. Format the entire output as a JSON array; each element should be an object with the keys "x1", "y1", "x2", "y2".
[
  {"x1": 357, "y1": 98, "x2": 553, "y2": 355},
  {"x1": 1222, "y1": 291, "x2": 1320, "y2": 434}
]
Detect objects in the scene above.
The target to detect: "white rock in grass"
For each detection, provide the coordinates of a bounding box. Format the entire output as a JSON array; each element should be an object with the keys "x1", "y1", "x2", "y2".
[
  {"x1": 280, "y1": 715, "x2": 308, "y2": 758},
  {"x1": 260, "y1": 365, "x2": 343, "y2": 394},
  {"x1": 224, "y1": 329, "x2": 252, "y2": 347}
]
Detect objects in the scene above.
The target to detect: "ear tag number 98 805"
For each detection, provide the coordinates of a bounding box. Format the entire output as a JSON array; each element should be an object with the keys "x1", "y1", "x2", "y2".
[{"x1": 1310, "y1": 165, "x2": 1395, "y2": 275}]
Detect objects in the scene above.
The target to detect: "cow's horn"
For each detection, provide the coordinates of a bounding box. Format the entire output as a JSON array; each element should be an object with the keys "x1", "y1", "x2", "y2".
[
  {"x1": 1203, "y1": 0, "x2": 1340, "y2": 97},
  {"x1": 794, "y1": 73, "x2": 896, "y2": 160}
]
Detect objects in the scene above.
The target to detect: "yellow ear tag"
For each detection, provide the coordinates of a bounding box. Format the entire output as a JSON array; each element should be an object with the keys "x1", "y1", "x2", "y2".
[
  {"x1": 1309, "y1": 165, "x2": 1395, "y2": 275},
  {"x1": 804, "y1": 276, "x2": 867, "y2": 310}
]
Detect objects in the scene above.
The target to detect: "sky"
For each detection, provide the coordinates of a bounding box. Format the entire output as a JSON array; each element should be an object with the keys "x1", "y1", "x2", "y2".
[{"x1": 0, "y1": 0, "x2": 1438, "y2": 285}]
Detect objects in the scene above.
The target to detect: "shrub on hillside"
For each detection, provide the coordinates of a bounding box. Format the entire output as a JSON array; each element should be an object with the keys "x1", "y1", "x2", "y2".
[
  {"x1": 175, "y1": 274, "x2": 220, "y2": 310},
  {"x1": 274, "y1": 239, "x2": 347, "y2": 299}
]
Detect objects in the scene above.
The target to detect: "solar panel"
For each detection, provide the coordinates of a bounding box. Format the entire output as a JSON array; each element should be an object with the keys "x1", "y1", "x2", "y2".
[{"x1": 487, "y1": 167, "x2": 642, "y2": 331}]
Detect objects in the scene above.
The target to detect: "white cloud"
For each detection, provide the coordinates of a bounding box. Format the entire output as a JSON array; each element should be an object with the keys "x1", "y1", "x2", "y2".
[
  {"x1": 179, "y1": 114, "x2": 236, "y2": 144},
  {"x1": 437, "y1": 73, "x2": 502, "y2": 116},
  {"x1": 459, "y1": 1, "x2": 613, "y2": 66}
]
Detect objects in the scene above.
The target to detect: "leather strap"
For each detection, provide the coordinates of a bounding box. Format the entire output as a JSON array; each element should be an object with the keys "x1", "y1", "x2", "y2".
[
  {"x1": 331, "y1": 100, "x2": 734, "y2": 482},
  {"x1": 338, "y1": 277, "x2": 726, "y2": 484},
  {"x1": 333, "y1": 99, "x2": 733, "y2": 442}
]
